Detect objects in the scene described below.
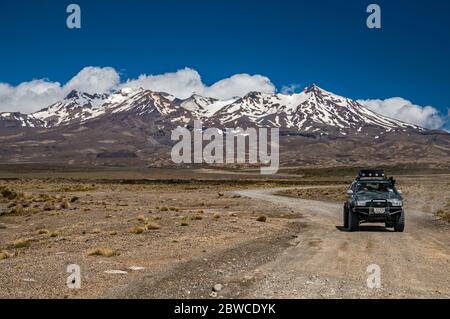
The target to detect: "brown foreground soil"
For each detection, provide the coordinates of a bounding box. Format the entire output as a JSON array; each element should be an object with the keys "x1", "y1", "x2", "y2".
[{"x1": 0, "y1": 168, "x2": 448, "y2": 298}]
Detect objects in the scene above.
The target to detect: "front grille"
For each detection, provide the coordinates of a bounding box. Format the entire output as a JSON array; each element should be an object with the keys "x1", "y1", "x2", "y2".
[{"x1": 369, "y1": 200, "x2": 390, "y2": 208}]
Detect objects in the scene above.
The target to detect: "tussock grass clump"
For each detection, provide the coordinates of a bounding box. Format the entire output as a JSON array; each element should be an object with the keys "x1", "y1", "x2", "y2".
[
  {"x1": 0, "y1": 186, "x2": 21, "y2": 200},
  {"x1": 180, "y1": 222, "x2": 189, "y2": 226},
  {"x1": 10, "y1": 204, "x2": 24, "y2": 215},
  {"x1": 13, "y1": 239, "x2": 30, "y2": 249},
  {"x1": 160, "y1": 206, "x2": 169, "y2": 212},
  {"x1": 145, "y1": 222, "x2": 160, "y2": 230},
  {"x1": 435, "y1": 209, "x2": 450, "y2": 223},
  {"x1": 213, "y1": 214, "x2": 221, "y2": 219},
  {"x1": 49, "y1": 232, "x2": 59, "y2": 238},
  {"x1": 130, "y1": 226, "x2": 145, "y2": 234},
  {"x1": 0, "y1": 250, "x2": 11, "y2": 260},
  {"x1": 256, "y1": 215, "x2": 267, "y2": 222},
  {"x1": 70, "y1": 196, "x2": 79, "y2": 203},
  {"x1": 43, "y1": 202, "x2": 55, "y2": 211},
  {"x1": 86, "y1": 248, "x2": 117, "y2": 257},
  {"x1": 191, "y1": 215, "x2": 203, "y2": 221},
  {"x1": 109, "y1": 231, "x2": 118, "y2": 236},
  {"x1": 38, "y1": 229, "x2": 50, "y2": 235},
  {"x1": 60, "y1": 200, "x2": 70, "y2": 209},
  {"x1": 136, "y1": 215, "x2": 148, "y2": 223}
]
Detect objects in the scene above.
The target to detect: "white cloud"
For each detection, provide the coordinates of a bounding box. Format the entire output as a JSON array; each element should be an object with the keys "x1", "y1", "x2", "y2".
[
  {"x1": 121, "y1": 68, "x2": 205, "y2": 99},
  {"x1": 121, "y1": 68, "x2": 276, "y2": 100},
  {"x1": 0, "y1": 67, "x2": 275, "y2": 113},
  {"x1": 358, "y1": 97, "x2": 446, "y2": 129},
  {"x1": 0, "y1": 66, "x2": 120, "y2": 114},
  {"x1": 203, "y1": 73, "x2": 275, "y2": 100},
  {"x1": 65, "y1": 66, "x2": 120, "y2": 94},
  {"x1": 0, "y1": 80, "x2": 63, "y2": 114},
  {"x1": 281, "y1": 83, "x2": 302, "y2": 94}
]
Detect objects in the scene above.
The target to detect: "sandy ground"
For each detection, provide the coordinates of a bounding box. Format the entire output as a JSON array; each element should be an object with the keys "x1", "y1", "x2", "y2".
[
  {"x1": 0, "y1": 173, "x2": 448, "y2": 299},
  {"x1": 235, "y1": 187, "x2": 450, "y2": 298}
]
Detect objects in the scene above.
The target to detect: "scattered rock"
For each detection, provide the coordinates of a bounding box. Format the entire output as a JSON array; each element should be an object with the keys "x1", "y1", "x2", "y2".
[
  {"x1": 213, "y1": 284, "x2": 223, "y2": 292},
  {"x1": 128, "y1": 266, "x2": 145, "y2": 271},
  {"x1": 209, "y1": 292, "x2": 218, "y2": 298},
  {"x1": 22, "y1": 278, "x2": 37, "y2": 282}
]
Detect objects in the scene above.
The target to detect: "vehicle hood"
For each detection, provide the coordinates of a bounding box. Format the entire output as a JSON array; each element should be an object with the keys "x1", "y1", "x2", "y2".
[{"x1": 355, "y1": 192, "x2": 402, "y2": 201}]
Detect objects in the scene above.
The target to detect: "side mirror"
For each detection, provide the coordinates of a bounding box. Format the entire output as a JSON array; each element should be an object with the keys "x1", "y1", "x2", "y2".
[{"x1": 346, "y1": 190, "x2": 354, "y2": 196}]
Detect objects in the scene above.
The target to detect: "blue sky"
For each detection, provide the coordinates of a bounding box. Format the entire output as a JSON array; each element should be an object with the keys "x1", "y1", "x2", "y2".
[{"x1": 0, "y1": 0, "x2": 449, "y2": 128}]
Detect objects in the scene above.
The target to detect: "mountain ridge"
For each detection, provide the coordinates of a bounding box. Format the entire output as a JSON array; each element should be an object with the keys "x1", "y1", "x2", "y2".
[{"x1": 0, "y1": 84, "x2": 424, "y2": 135}]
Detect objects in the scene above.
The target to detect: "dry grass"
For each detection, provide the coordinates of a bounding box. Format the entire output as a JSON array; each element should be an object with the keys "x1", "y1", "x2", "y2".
[
  {"x1": 136, "y1": 215, "x2": 148, "y2": 222},
  {"x1": 130, "y1": 226, "x2": 145, "y2": 234},
  {"x1": 60, "y1": 200, "x2": 70, "y2": 209},
  {"x1": 12, "y1": 239, "x2": 30, "y2": 249},
  {"x1": 145, "y1": 222, "x2": 161, "y2": 230},
  {"x1": 256, "y1": 215, "x2": 267, "y2": 222},
  {"x1": 37, "y1": 229, "x2": 50, "y2": 235},
  {"x1": 43, "y1": 202, "x2": 55, "y2": 211},
  {"x1": 70, "y1": 196, "x2": 80, "y2": 203},
  {"x1": 0, "y1": 250, "x2": 11, "y2": 260},
  {"x1": 435, "y1": 202, "x2": 450, "y2": 222},
  {"x1": 0, "y1": 186, "x2": 22, "y2": 200},
  {"x1": 86, "y1": 248, "x2": 117, "y2": 257},
  {"x1": 10, "y1": 204, "x2": 24, "y2": 214}
]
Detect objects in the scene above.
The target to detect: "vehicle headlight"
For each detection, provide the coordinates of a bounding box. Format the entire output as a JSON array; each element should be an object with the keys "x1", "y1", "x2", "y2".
[
  {"x1": 389, "y1": 199, "x2": 403, "y2": 206},
  {"x1": 356, "y1": 200, "x2": 366, "y2": 206}
]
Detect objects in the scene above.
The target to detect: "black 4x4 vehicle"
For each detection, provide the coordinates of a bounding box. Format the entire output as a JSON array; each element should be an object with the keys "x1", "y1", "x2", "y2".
[{"x1": 344, "y1": 169, "x2": 405, "y2": 232}]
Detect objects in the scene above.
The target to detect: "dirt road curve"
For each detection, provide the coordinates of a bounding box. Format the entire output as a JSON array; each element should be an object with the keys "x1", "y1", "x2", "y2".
[
  {"x1": 235, "y1": 188, "x2": 450, "y2": 298},
  {"x1": 109, "y1": 187, "x2": 449, "y2": 299}
]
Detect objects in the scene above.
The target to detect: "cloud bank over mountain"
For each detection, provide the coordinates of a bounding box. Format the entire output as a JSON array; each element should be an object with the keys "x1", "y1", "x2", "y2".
[
  {"x1": 358, "y1": 97, "x2": 447, "y2": 130},
  {"x1": 0, "y1": 66, "x2": 447, "y2": 129}
]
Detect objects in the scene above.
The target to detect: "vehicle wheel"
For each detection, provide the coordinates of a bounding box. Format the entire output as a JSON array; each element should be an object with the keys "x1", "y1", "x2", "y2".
[
  {"x1": 394, "y1": 211, "x2": 405, "y2": 232},
  {"x1": 343, "y1": 206, "x2": 349, "y2": 229},
  {"x1": 348, "y1": 209, "x2": 359, "y2": 232}
]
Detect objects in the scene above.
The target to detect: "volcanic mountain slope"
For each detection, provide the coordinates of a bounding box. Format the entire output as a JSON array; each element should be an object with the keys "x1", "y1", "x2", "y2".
[
  {"x1": 0, "y1": 84, "x2": 420, "y2": 134},
  {"x1": 205, "y1": 85, "x2": 420, "y2": 135},
  {"x1": 0, "y1": 84, "x2": 448, "y2": 166}
]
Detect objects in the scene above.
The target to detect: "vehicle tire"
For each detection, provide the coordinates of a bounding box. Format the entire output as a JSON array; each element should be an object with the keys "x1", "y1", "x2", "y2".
[
  {"x1": 348, "y1": 209, "x2": 359, "y2": 232},
  {"x1": 394, "y1": 211, "x2": 405, "y2": 232},
  {"x1": 343, "y1": 206, "x2": 349, "y2": 229}
]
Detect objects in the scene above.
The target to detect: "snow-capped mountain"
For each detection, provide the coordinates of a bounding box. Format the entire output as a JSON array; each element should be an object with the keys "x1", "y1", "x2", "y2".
[
  {"x1": 0, "y1": 112, "x2": 43, "y2": 128},
  {"x1": 0, "y1": 84, "x2": 448, "y2": 167},
  {"x1": 206, "y1": 85, "x2": 419, "y2": 134},
  {"x1": 0, "y1": 84, "x2": 422, "y2": 135}
]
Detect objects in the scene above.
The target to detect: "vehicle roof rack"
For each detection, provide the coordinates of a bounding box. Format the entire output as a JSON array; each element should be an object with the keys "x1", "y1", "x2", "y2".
[{"x1": 357, "y1": 169, "x2": 386, "y2": 180}]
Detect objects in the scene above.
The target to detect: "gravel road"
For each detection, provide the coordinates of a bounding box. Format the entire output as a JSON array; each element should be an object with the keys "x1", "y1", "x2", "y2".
[
  {"x1": 107, "y1": 187, "x2": 449, "y2": 299},
  {"x1": 235, "y1": 188, "x2": 450, "y2": 298}
]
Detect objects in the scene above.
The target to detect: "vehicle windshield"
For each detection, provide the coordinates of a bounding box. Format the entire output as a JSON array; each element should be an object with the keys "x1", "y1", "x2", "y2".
[{"x1": 355, "y1": 181, "x2": 397, "y2": 194}]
